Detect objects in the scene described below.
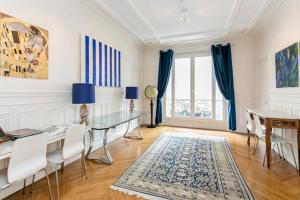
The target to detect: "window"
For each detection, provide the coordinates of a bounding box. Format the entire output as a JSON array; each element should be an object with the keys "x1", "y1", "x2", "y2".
[
  {"x1": 174, "y1": 58, "x2": 191, "y2": 117},
  {"x1": 165, "y1": 54, "x2": 224, "y2": 121}
]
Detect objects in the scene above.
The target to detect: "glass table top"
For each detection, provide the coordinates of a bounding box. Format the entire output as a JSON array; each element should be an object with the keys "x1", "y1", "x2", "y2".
[{"x1": 87, "y1": 111, "x2": 144, "y2": 130}]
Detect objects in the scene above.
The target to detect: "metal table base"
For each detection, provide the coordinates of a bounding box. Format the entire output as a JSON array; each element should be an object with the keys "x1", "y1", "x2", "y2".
[{"x1": 85, "y1": 118, "x2": 143, "y2": 164}]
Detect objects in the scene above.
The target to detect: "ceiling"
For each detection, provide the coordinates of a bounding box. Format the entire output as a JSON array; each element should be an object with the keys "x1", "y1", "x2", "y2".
[{"x1": 85, "y1": 0, "x2": 285, "y2": 45}]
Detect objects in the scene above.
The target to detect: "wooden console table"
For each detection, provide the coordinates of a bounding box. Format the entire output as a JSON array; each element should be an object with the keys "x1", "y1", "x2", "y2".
[{"x1": 247, "y1": 109, "x2": 300, "y2": 173}]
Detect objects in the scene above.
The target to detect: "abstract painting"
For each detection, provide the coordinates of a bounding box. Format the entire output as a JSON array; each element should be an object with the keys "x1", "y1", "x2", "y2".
[
  {"x1": 81, "y1": 34, "x2": 121, "y2": 87},
  {"x1": 275, "y1": 42, "x2": 299, "y2": 88},
  {"x1": 0, "y1": 13, "x2": 48, "y2": 79}
]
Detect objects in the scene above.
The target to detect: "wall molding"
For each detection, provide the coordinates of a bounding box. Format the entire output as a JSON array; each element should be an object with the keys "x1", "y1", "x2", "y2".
[
  {"x1": 246, "y1": 0, "x2": 272, "y2": 33},
  {"x1": 226, "y1": 0, "x2": 243, "y2": 34},
  {"x1": 0, "y1": 88, "x2": 137, "y2": 198},
  {"x1": 81, "y1": 0, "x2": 145, "y2": 44},
  {"x1": 85, "y1": 0, "x2": 282, "y2": 45},
  {"x1": 250, "y1": 0, "x2": 286, "y2": 34}
]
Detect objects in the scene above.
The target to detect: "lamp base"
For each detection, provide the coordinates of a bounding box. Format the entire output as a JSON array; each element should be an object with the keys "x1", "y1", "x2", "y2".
[
  {"x1": 147, "y1": 124, "x2": 156, "y2": 128},
  {"x1": 80, "y1": 104, "x2": 89, "y2": 125},
  {"x1": 147, "y1": 99, "x2": 155, "y2": 128},
  {"x1": 129, "y1": 99, "x2": 134, "y2": 113}
]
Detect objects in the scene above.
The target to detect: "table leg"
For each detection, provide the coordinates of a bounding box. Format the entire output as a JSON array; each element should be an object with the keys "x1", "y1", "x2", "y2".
[
  {"x1": 124, "y1": 120, "x2": 131, "y2": 137},
  {"x1": 85, "y1": 129, "x2": 94, "y2": 159},
  {"x1": 124, "y1": 118, "x2": 144, "y2": 140},
  {"x1": 265, "y1": 118, "x2": 271, "y2": 168},
  {"x1": 60, "y1": 140, "x2": 64, "y2": 173},
  {"x1": 102, "y1": 129, "x2": 113, "y2": 164},
  {"x1": 137, "y1": 118, "x2": 144, "y2": 139},
  {"x1": 85, "y1": 129, "x2": 113, "y2": 164},
  {"x1": 297, "y1": 121, "x2": 300, "y2": 174}
]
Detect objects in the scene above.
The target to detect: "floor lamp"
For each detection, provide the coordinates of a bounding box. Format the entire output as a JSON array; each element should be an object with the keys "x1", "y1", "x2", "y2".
[{"x1": 144, "y1": 85, "x2": 158, "y2": 128}]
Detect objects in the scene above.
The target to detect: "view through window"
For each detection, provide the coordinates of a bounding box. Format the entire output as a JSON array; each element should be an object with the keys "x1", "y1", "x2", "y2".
[{"x1": 165, "y1": 54, "x2": 224, "y2": 120}]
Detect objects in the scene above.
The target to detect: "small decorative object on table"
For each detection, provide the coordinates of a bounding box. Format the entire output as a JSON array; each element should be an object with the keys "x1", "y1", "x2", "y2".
[
  {"x1": 72, "y1": 83, "x2": 95, "y2": 125},
  {"x1": 126, "y1": 87, "x2": 139, "y2": 112},
  {"x1": 144, "y1": 85, "x2": 158, "y2": 128}
]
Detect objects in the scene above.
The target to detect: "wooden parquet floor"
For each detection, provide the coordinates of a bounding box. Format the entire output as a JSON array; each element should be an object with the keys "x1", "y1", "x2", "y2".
[{"x1": 6, "y1": 126, "x2": 300, "y2": 200}]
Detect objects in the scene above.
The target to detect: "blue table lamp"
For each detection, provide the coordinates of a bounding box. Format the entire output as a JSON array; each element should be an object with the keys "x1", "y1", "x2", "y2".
[
  {"x1": 72, "y1": 83, "x2": 95, "y2": 124},
  {"x1": 126, "y1": 87, "x2": 139, "y2": 112}
]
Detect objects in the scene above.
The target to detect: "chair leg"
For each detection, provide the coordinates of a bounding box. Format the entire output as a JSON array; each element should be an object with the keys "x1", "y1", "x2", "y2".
[
  {"x1": 30, "y1": 174, "x2": 35, "y2": 194},
  {"x1": 81, "y1": 152, "x2": 88, "y2": 179},
  {"x1": 42, "y1": 169, "x2": 53, "y2": 200},
  {"x1": 280, "y1": 143, "x2": 285, "y2": 160},
  {"x1": 246, "y1": 130, "x2": 251, "y2": 147},
  {"x1": 22, "y1": 179, "x2": 26, "y2": 195},
  {"x1": 253, "y1": 137, "x2": 259, "y2": 155},
  {"x1": 288, "y1": 143, "x2": 298, "y2": 171},
  {"x1": 276, "y1": 143, "x2": 282, "y2": 158},
  {"x1": 81, "y1": 156, "x2": 83, "y2": 177},
  {"x1": 55, "y1": 164, "x2": 60, "y2": 200},
  {"x1": 263, "y1": 150, "x2": 266, "y2": 166},
  {"x1": 252, "y1": 137, "x2": 256, "y2": 154},
  {"x1": 61, "y1": 162, "x2": 64, "y2": 174}
]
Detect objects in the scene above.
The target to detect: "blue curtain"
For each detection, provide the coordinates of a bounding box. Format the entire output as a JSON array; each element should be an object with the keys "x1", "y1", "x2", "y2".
[
  {"x1": 211, "y1": 44, "x2": 236, "y2": 131},
  {"x1": 155, "y1": 49, "x2": 174, "y2": 124}
]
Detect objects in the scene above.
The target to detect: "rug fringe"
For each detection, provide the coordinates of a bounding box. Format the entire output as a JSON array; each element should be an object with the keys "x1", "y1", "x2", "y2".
[{"x1": 111, "y1": 185, "x2": 165, "y2": 200}]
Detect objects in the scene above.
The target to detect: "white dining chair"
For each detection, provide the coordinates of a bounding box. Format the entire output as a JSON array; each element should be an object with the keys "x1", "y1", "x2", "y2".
[
  {"x1": 245, "y1": 110, "x2": 254, "y2": 147},
  {"x1": 47, "y1": 125, "x2": 87, "y2": 200},
  {"x1": 0, "y1": 133, "x2": 52, "y2": 199},
  {"x1": 253, "y1": 114, "x2": 298, "y2": 170}
]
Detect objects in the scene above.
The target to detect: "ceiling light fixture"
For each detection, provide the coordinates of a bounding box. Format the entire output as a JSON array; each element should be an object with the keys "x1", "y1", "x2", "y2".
[
  {"x1": 180, "y1": 7, "x2": 190, "y2": 23},
  {"x1": 179, "y1": 0, "x2": 190, "y2": 23}
]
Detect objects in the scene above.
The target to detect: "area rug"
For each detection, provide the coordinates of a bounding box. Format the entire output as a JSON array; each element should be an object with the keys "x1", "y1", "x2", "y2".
[{"x1": 111, "y1": 132, "x2": 254, "y2": 200}]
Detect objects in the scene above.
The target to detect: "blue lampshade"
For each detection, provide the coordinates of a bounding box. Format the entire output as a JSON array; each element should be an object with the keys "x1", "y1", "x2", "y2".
[
  {"x1": 72, "y1": 83, "x2": 95, "y2": 104},
  {"x1": 126, "y1": 87, "x2": 139, "y2": 99}
]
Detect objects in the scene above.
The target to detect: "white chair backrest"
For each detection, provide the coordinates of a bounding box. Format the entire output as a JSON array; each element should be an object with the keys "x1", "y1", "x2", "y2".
[
  {"x1": 253, "y1": 114, "x2": 264, "y2": 138},
  {"x1": 8, "y1": 133, "x2": 48, "y2": 183},
  {"x1": 245, "y1": 111, "x2": 253, "y2": 131},
  {"x1": 63, "y1": 125, "x2": 85, "y2": 160}
]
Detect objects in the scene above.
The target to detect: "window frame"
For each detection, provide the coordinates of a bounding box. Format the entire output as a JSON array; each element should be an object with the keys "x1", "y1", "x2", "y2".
[{"x1": 163, "y1": 51, "x2": 226, "y2": 122}]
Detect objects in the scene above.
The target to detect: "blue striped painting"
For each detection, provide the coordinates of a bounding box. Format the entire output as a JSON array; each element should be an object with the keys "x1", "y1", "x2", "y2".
[{"x1": 81, "y1": 34, "x2": 121, "y2": 87}]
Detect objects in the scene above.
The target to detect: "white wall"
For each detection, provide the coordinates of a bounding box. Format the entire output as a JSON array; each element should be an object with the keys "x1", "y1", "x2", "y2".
[
  {"x1": 142, "y1": 36, "x2": 256, "y2": 132},
  {"x1": 0, "y1": 0, "x2": 144, "y2": 198},
  {"x1": 0, "y1": 0, "x2": 144, "y2": 94},
  {"x1": 254, "y1": 0, "x2": 300, "y2": 168}
]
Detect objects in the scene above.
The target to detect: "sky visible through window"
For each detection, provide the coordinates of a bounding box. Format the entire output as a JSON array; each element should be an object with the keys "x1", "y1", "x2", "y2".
[
  {"x1": 195, "y1": 56, "x2": 212, "y2": 100},
  {"x1": 166, "y1": 55, "x2": 223, "y2": 120}
]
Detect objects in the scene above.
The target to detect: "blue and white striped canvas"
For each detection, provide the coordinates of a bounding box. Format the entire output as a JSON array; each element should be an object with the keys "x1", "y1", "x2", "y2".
[{"x1": 81, "y1": 34, "x2": 121, "y2": 87}]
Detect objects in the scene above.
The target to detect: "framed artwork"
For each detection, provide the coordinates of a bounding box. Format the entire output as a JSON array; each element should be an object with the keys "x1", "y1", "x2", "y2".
[
  {"x1": 81, "y1": 34, "x2": 121, "y2": 87},
  {"x1": 0, "y1": 13, "x2": 48, "y2": 79},
  {"x1": 275, "y1": 42, "x2": 299, "y2": 88}
]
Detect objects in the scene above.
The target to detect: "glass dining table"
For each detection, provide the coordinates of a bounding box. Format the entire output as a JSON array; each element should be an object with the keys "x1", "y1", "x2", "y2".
[{"x1": 85, "y1": 111, "x2": 145, "y2": 164}]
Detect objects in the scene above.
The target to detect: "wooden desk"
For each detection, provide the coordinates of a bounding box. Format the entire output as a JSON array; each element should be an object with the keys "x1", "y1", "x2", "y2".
[{"x1": 247, "y1": 109, "x2": 300, "y2": 173}]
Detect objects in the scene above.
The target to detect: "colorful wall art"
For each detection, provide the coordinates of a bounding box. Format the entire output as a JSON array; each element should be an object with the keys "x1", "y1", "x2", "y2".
[
  {"x1": 81, "y1": 34, "x2": 121, "y2": 87},
  {"x1": 275, "y1": 42, "x2": 299, "y2": 88},
  {"x1": 0, "y1": 13, "x2": 48, "y2": 79}
]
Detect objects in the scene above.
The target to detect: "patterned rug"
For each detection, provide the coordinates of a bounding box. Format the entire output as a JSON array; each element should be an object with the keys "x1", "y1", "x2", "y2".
[{"x1": 111, "y1": 132, "x2": 254, "y2": 200}]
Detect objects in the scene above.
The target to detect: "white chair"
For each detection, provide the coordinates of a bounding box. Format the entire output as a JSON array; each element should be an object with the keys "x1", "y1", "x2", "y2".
[
  {"x1": 245, "y1": 111, "x2": 254, "y2": 147},
  {"x1": 0, "y1": 133, "x2": 52, "y2": 199},
  {"x1": 47, "y1": 125, "x2": 87, "y2": 200},
  {"x1": 246, "y1": 110, "x2": 267, "y2": 147},
  {"x1": 253, "y1": 114, "x2": 298, "y2": 169}
]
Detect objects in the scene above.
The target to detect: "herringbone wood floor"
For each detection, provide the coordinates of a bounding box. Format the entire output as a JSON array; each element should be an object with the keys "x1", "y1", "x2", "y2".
[{"x1": 6, "y1": 126, "x2": 300, "y2": 200}]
